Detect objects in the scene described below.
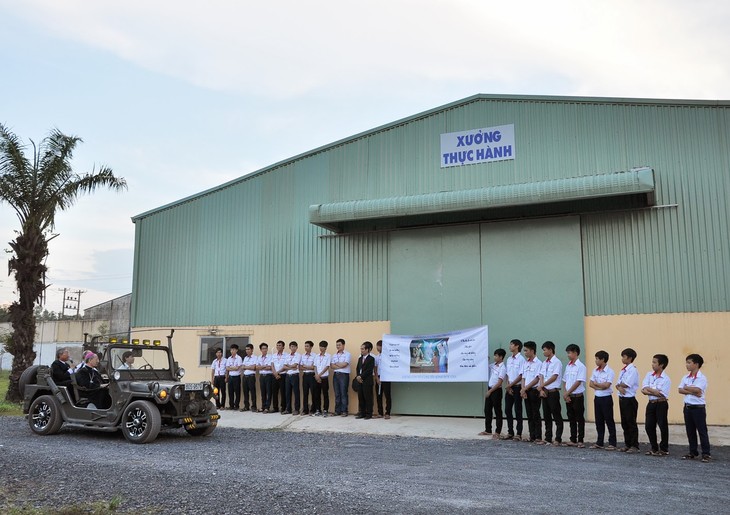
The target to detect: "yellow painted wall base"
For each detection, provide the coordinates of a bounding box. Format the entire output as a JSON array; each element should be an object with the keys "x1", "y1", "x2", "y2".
[
  {"x1": 585, "y1": 312, "x2": 729, "y2": 426},
  {"x1": 132, "y1": 321, "x2": 391, "y2": 414}
]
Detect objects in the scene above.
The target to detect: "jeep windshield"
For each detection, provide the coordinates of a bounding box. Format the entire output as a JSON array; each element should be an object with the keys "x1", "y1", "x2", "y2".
[{"x1": 110, "y1": 347, "x2": 171, "y2": 371}]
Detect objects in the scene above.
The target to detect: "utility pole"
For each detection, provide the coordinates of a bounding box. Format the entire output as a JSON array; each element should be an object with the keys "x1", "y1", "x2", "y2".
[{"x1": 58, "y1": 288, "x2": 86, "y2": 319}]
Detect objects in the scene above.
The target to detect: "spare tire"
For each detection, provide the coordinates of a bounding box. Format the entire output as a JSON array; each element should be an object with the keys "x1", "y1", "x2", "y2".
[{"x1": 19, "y1": 365, "x2": 39, "y2": 398}]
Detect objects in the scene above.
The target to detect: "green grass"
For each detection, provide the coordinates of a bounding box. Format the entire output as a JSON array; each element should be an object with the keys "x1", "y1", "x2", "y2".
[
  {"x1": 0, "y1": 370, "x2": 24, "y2": 416},
  {"x1": 3, "y1": 495, "x2": 132, "y2": 514}
]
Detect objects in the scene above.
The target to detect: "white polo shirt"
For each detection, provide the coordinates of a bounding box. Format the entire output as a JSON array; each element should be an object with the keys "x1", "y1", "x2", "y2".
[
  {"x1": 331, "y1": 350, "x2": 351, "y2": 374},
  {"x1": 488, "y1": 362, "x2": 506, "y2": 388},
  {"x1": 616, "y1": 363, "x2": 639, "y2": 398},
  {"x1": 522, "y1": 357, "x2": 543, "y2": 389},
  {"x1": 563, "y1": 359, "x2": 586, "y2": 394},
  {"x1": 226, "y1": 354, "x2": 243, "y2": 376},
  {"x1": 374, "y1": 353, "x2": 382, "y2": 376},
  {"x1": 642, "y1": 371, "x2": 671, "y2": 401},
  {"x1": 540, "y1": 356, "x2": 562, "y2": 391},
  {"x1": 300, "y1": 352, "x2": 315, "y2": 373},
  {"x1": 314, "y1": 352, "x2": 331, "y2": 378},
  {"x1": 590, "y1": 365, "x2": 615, "y2": 397},
  {"x1": 285, "y1": 352, "x2": 301, "y2": 375},
  {"x1": 505, "y1": 353, "x2": 526, "y2": 386},
  {"x1": 679, "y1": 370, "x2": 706, "y2": 406},
  {"x1": 271, "y1": 352, "x2": 287, "y2": 375},
  {"x1": 258, "y1": 354, "x2": 273, "y2": 375},
  {"x1": 242, "y1": 354, "x2": 257, "y2": 376},
  {"x1": 210, "y1": 357, "x2": 227, "y2": 377}
]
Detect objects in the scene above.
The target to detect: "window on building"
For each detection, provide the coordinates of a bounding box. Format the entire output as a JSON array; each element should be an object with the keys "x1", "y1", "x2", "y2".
[{"x1": 199, "y1": 336, "x2": 249, "y2": 365}]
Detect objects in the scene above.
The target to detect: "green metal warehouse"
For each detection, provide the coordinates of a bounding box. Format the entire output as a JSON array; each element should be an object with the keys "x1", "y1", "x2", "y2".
[{"x1": 131, "y1": 94, "x2": 730, "y2": 424}]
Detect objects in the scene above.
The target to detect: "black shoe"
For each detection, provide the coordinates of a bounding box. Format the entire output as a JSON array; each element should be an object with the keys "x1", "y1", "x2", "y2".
[
  {"x1": 364, "y1": 416, "x2": 372, "y2": 420},
  {"x1": 355, "y1": 414, "x2": 364, "y2": 419}
]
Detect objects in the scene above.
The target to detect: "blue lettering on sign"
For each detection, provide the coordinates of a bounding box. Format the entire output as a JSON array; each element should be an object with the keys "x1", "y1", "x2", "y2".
[{"x1": 456, "y1": 129, "x2": 502, "y2": 147}]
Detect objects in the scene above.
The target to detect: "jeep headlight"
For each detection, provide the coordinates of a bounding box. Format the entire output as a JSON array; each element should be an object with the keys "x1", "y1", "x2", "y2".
[
  {"x1": 176, "y1": 368, "x2": 186, "y2": 379},
  {"x1": 173, "y1": 386, "x2": 183, "y2": 401},
  {"x1": 203, "y1": 385, "x2": 211, "y2": 399}
]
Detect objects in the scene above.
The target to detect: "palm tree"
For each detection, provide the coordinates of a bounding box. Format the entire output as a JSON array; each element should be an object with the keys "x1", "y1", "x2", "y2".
[{"x1": 0, "y1": 124, "x2": 126, "y2": 402}]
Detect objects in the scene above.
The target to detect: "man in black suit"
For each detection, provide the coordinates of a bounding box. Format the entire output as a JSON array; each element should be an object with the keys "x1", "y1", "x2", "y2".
[
  {"x1": 50, "y1": 348, "x2": 73, "y2": 387},
  {"x1": 76, "y1": 353, "x2": 109, "y2": 408},
  {"x1": 355, "y1": 341, "x2": 375, "y2": 419}
]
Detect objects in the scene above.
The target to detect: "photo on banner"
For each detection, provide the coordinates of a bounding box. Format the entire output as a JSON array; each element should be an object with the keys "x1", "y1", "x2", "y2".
[{"x1": 381, "y1": 326, "x2": 489, "y2": 382}]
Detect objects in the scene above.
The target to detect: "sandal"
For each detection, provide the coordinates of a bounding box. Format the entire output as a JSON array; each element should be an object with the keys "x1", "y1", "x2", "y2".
[
  {"x1": 577, "y1": 443, "x2": 585, "y2": 448},
  {"x1": 589, "y1": 444, "x2": 604, "y2": 449},
  {"x1": 701, "y1": 455, "x2": 711, "y2": 463},
  {"x1": 645, "y1": 450, "x2": 661, "y2": 456}
]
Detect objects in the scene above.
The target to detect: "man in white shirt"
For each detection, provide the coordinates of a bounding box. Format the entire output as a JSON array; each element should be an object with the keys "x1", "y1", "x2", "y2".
[
  {"x1": 538, "y1": 341, "x2": 563, "y2": 446},
  {"x1": 271, "y1": 341, "x2": 287, "y2": 413},
  {"x1": 502, "y1": 339, "x2": 525, "y2": 440},
  {"x1": 562, "y1": 344, "x2": 587, "y2": 447},
  {"x1": 589, "y1": 350, "x2": 617, "y2": 450},
  {"x1": 256, "y1": 343, "x2": 273, "y2": 413},
  {"x1": 225, "y1": 344, "x2": 243, "y2": 410},
  {"x1": 616, "y1": 347, "x2": 640, "y2": 453},
  {"x1": 241, "y1": 343, "x2": 258, "y2": 412},
  {"x1": 210, "y1": 348, "x2": 227, "y2": 409},
  {"x1": 375, "y1": 340, "x2": 391, "y2": 419},
  {"x1": 331, "y1": 338, "x2": 351, "y2": 416},
  {"x1": 641, "y1": 353, "x2": 671, "y2": 456},
  {"x1": 678, "y1": 353, "x2": 711, "y2": 462},
  {"x1": 313, "y1": 340, "x2": 332, "y2": 416},
  {"x1": 480, "y1": 348, "x2": 505, "y2": 438},
  {"x1": 300, "y1": 341, "x2": 316, "y2": 415},
  {"x1": 521, "y1": 341, "x2": 543, "y2": 443},
  {"x1": 283, "y1": 341, "x2": 302, "y2": 415}
]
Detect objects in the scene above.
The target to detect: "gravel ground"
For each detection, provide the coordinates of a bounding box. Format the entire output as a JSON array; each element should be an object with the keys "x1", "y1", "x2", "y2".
[{"x1": 1, "y1": 416, "x2": 728, "y2": 514}]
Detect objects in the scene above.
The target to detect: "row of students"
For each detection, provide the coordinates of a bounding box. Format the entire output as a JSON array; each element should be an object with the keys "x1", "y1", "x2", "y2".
[
  {"x1": 482, "y1": 339, "x2": 711, "y2": 462},
  {"x1": 211, "y1": 339, "x2": 392, "y2": 419}
]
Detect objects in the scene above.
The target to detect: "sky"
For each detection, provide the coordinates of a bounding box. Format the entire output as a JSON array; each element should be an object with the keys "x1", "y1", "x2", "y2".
[{"x1": 1, "y1": 0, "x2": 729, "y2": 314}]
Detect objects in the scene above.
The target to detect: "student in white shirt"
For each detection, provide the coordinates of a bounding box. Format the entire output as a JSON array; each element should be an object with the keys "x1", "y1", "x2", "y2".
[
  {"x1": 375, "y1": 340, "x2": 391, "y2": 419},
  {"x1": 210, "y1": 348, "x2": 227, "y2": 409},
  {"x1": 641, "y1": 353, "x2": 671, "y2": 456},
  {"x1": 300, "y1": 341, "x2": 316, "y2": 415},
  {"x1": 256, "y1": 343, "x2": 273, "y2": 413},
  {"x1": 521, "y1": 341, "x2": 543, "y2": 443},
  {"x1": 562, "y1": 344, "x2": 587, "y2": 447},
  {"x1": 502, "y1": 339, "x2": 525, "y2": 440},
  {"x1": 225, "y1": 344, "x2": 243, "y2": 410},
  {"x1": 538, "y1": 341, "x2": 563, "y2": 446},
  {"x1": 589, "y1": 350, "x2": 617, "y2": 450},
  {"x1": 241, "y1": 343, "x2": 258, "y2": 412},
  {"x1": 615, "y1": 348, "x2": 640, "y2": 453},
  {"x1": 271, "y1": 341, "x2": 287, "y2": 413},
  {"x1": 678, "y1": 353, "x2": 711, "y2": 462},
  {"x1": 480, "y1": 348, "x2": 505, "y2": 438},
  {"x1": 283, "y1": 341, "x2": 302, "y2": 415},
  {"x1": 331, "y1": 338, "x2": 352, "y2": 416},
  {"x1": 313, "y1": 340, "x2": 332, "y2": 416}
]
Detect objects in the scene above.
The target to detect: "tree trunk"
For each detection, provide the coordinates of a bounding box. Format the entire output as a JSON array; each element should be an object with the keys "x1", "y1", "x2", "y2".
[{"x1": 5, "y1": 227, "x2": 46, "y2": 403}]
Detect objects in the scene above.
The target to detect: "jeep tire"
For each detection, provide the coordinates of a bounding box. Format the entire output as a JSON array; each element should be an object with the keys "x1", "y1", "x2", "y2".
[
  {"x1": 121, "y1": 400, "x2": 161, "y2": 444},
  {"x1": 28, "y1": 395, "x2": 64, "y2": 436},
  {"x1": 19, "y1": 365, "x2": 40, "y2": 398}
]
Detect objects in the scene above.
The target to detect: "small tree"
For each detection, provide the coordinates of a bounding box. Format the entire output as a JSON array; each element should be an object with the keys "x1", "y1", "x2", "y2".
[{"x1": 0, "y1": 124, "x2": 126, "y2": 401}]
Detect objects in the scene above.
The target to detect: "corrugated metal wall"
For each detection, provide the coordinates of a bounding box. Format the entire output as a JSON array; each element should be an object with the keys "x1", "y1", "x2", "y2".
[{"x1": 132, "y1": 96, "x2": 730, "y2": 326}]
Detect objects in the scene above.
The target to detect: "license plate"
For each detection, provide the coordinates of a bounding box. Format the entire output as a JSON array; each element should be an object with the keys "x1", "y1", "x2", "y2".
[{"x1": 184, "y1": 383, "x2": 204, "y2": 391}]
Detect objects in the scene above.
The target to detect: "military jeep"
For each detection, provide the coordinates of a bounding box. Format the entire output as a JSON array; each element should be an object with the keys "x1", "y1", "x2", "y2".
[{"x1": 21, "y1": 331, "x2": 220, "y2": 444}]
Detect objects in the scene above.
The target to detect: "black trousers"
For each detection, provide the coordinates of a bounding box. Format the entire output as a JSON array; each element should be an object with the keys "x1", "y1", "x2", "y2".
[
  {"x1": 227, "y1": 375, "x2": 241, "y2": 410},
  {"x1": 242, "y1": 374, "x2": 257, "y2": 410},
  {"x1": 525, "y1": 389, "x2": 542, "y2": 440},
  {"x1": 684, "y1": 405, "x2": 711, "y2": 456},
  {"x1": 285, "y1": 374, "x2": 301, "y2": 412},
  {"x1": 301, "y1": 373, "x2": 315, "y2": 413},
  {"x1": 566, "y1": 394, "x2": 585, "y2": 443},
  {"x1": 357, "y1": 377, "x2": 374, "y2": 417},
  {"x1": 619, "y1": 396, "x2": 639, "y2": 449},
  {"x1": 594, "y1": 395, "x2": 617, "y2": 446},
  {"x1": 376, "y1": 380, "x2": 392, "y2": 416},
  {"x1": 505, "y1": 385, "x2": 523, "y2": 437},
  {"x1": 272, "y1": 375, "x2": 285, "y2": 411},
  {"x1": 259, "y1": 374, "x2": 273, "y2": 410},
  {"x1": 313, "y1": 375, "x2": 330, "y2": 413},
  {"x1": 484, "y1": 388, "x2": 503, "y2": 433},
  {"x1": 542, "y1": 389, "x2": 563, "y2": 443},
  {"x1": 213, "y1": 375, "x2": 227, "y2": 409},
  {"x1": 645, "y1": 401, "x2": 669, "y2": 452}
]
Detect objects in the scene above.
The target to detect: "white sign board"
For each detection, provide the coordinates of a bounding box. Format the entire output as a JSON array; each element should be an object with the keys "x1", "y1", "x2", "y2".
[{"x1": 440, "y1": 124, "x2": 515, "y2": 168}]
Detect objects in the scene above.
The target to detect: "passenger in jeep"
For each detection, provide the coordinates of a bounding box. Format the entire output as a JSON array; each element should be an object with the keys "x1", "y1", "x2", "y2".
[{"x1": 76, "y1": 353, "x2": 110, "y2": 408}]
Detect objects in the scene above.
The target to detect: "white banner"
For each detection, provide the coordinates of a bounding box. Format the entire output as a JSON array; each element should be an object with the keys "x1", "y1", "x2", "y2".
[
  {"x1": 440, "y1": 124, "x2": 515, "y2": 168},
  {"x1": 380, "y1": 326, "x2": 489, "y2": 382}
]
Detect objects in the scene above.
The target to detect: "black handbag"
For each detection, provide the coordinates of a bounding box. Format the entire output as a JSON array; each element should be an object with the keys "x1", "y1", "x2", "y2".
[{"x1": 351, "y1": 378, "x2": 360, "y2": 391}]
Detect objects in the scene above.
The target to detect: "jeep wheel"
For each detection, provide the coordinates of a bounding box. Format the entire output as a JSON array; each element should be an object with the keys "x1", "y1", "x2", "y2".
[
  {"x1": 28, "y1": 395, "x2": 64, "y2": 436},
  {"x1": 121, "y1": 400, "x2": 161, "y2": 444},
  {"x1": 19, "y1": 365, "x2": 40, "y2": 398}
]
